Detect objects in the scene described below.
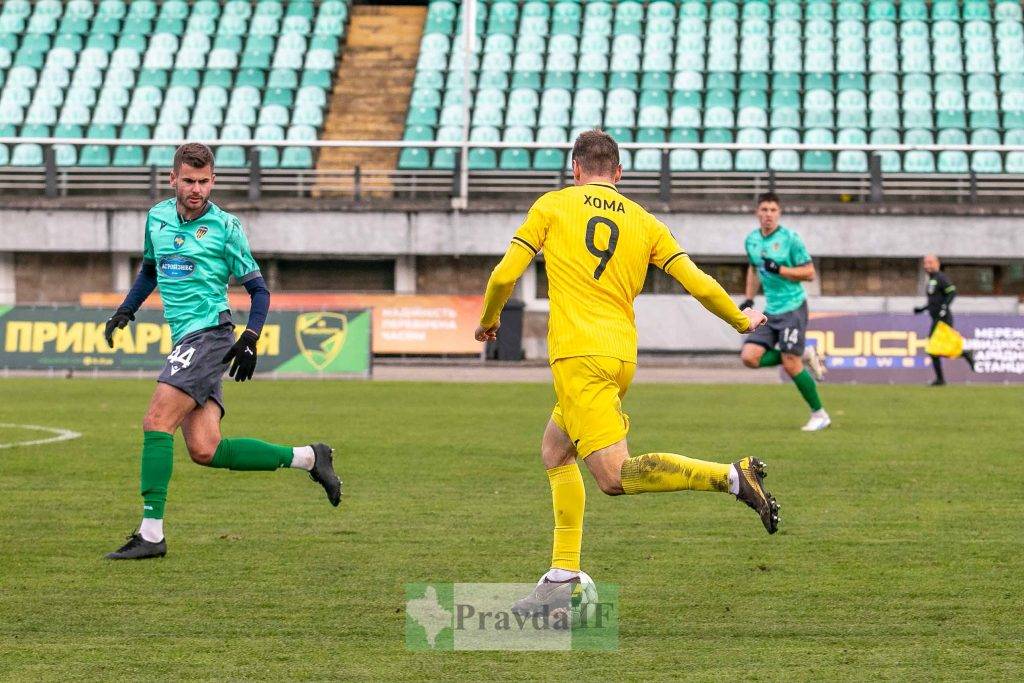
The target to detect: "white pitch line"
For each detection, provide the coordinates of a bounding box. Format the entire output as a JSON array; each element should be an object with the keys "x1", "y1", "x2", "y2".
[{"x1": 0, "y1": 423, "x2": 83, "y2": 449}]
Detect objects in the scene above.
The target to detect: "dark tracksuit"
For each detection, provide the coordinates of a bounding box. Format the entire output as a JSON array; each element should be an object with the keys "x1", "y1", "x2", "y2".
[{"x1": 917, "y1": 270, "x2": 974, "y2": 383}]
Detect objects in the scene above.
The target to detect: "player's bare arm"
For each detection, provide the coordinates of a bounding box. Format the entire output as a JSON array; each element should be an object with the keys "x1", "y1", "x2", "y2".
[{"x1": 738, "y1": 264, "x2": 761, "y2": 311}]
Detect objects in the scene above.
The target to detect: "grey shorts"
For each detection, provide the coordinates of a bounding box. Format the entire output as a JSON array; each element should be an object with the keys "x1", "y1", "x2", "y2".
[
  {"x1": 745, "y1": 301, "x2": 808, "y2": 356},
  {"x1": 157, "y1": 323, "x2": 235, "y2": 416}
]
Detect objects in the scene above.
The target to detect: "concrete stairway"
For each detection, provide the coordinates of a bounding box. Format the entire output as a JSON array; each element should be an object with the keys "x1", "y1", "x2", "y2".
[{"x1": 316, "y1": 4, "x2": 425, "y2": 195}]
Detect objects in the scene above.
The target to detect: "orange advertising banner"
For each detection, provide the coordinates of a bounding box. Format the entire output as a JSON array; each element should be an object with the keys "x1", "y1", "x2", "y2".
[{"x1": 81, "y1": 292, "x2": 484, "y2": 355}]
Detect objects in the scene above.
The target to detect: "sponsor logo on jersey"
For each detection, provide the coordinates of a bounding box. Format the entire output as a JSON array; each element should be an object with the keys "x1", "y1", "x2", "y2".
[
  {"x1": 173, "y1": 234, "x2": 186, "y2": 249},
  {"x1": 195, "y1": 226, "x2": 208, "y2": 239},
  {"x1": 159, "y1": 256, "x2": 196, "y2": 279}
]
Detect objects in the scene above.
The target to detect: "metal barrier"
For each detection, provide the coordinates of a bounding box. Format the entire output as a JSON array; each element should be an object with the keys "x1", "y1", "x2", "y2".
[{"x1": 2, "y1": 137, "x2": 1024, "y2": 205}]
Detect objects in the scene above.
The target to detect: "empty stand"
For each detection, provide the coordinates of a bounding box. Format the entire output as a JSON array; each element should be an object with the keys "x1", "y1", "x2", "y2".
[
  {"x1": 317, "y1": 4, "x2": 425, "y2": 190},
  {"x1": 400, "y1": 0, "x2": 1024, "y2": 173},
  {"x1": 0, "y1": 0, "x2": 350, "y2": 168}
]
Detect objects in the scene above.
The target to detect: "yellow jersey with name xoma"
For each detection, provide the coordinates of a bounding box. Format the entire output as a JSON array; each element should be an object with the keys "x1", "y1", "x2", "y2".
[{"x1": 512, "y1": 182, "x2": 689, "y2": 364}]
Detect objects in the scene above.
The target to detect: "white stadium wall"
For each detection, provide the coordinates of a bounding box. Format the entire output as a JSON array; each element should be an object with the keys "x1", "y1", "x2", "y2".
[
  {"x1": 1, "y1": 208, "x2": 1022, "y2": 356},
  {"x1": 3, "y1": 208, "x2": 1024, "y2": 259}
]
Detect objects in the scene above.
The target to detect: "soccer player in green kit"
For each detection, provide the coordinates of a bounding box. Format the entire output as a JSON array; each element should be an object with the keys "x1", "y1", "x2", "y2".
[
  {"x1": 103, "y1": 143, "x2": 341, "y2": 560},
  {"x1": 739, "y1": 192, "x2": 830, "y2": 432}
]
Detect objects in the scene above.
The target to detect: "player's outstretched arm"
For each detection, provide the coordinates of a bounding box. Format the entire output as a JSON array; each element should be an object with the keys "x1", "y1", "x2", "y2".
[
  {"x1": 739, "y1": 264, "x2": 760, "y2": 310},
  {"x1": 222, "y1": 276, "x2": 270, "y2": 382},
  {"x1": 104, "y1": 261, "x2": 158, "y2": 347},
  {"x1": 475, "y1": 242, "x2": 535, "y2": 341},
  {"x1": 666, "y1": 255, "x2": 764, "y2": 333},
  {"x1": 763, "y1": 259, "x2": 815, "y2": 282}
]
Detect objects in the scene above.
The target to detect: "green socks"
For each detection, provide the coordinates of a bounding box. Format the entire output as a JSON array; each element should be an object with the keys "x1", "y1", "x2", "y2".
[
  {"x1": 209, "y1": 437, "x2": 294, "y2": 471},
  {"x1": 757, "y1": 350, "x2": 823, "y2": 411},
  {"x1": 138, "y1": 435, "x2": 294, "y2": 522},
  {"x1": 140, "y1": 430, "x2": 174, "y2": 519},
  {"x1": 792, "y1": 369, "x2": 823, "y2": 411}
]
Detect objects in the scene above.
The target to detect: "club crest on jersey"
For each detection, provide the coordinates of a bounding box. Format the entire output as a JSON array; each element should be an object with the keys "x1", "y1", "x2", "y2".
[
  {"x1": 583, "y1": 195, "x2": 625, "y2": 213},
  {"x1": 173, "y1": 234, "x2": 186, "y2": 249},
  {"x1": 772, "y1": 242, "x2": 781, "y2": 251},
  {"x1": 195, "y1": 226, "x2": 208, "y2": 239}
]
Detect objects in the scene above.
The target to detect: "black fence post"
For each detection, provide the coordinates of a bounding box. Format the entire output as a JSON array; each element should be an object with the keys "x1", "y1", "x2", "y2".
[
  {"x1": 767, "y1": 168, "x2": 776, "y2": 193},
  {"x1": 451, "y1": 150, "x2": 461, "y2": 199},
  {"x1": 353, "y1": 164, "x2": 362, "y2": 202},
  {"x1": 149, "y1": 164, "x2": 158, "y2": 201},
  {"x1": 869, "y1": 153, "x2": 884, "y2": 203},
  {"x1": 248, "y1": 148, "x2": 261, "y2": 201},
  {"x1": 44, "y1": 145, "x2": 57, "y2": 198},
  {"x1": 969, "y1": 170, "x2": 978, "y2": 202},
  {"x1": 659, "y1": 148, "x2": 671, "y2": 203}
]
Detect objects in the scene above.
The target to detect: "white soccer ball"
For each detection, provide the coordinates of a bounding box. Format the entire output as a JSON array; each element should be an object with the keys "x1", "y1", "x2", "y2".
[
  {"x1": 570, "y1": 571, "x2": 600, "y2": 625},
  {"x1": 535, "y1": 571, "x2": 600, "y2": 626}
]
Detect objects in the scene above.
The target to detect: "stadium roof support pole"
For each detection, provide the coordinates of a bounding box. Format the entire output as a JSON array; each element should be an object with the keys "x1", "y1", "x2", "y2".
[{"x1": 453, "y1": 0, "x2": 476, "y2": 210}]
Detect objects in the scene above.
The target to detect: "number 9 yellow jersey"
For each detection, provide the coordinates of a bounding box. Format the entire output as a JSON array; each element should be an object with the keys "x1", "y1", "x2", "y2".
[{"x1": 512, "y1": 182, "x2": 690, "y2": 364}]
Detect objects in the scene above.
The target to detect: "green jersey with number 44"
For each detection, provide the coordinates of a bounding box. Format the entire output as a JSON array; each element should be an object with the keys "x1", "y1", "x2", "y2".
[
  {"x1": 143, "y1": 199, "x2": 261, "y2": 342},
  {"x1": 744, "y1": 225, "x2": 811, "y2": 315}
]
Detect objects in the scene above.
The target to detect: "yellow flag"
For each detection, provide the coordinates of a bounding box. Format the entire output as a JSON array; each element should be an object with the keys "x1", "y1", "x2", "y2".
[{"x1": 925, "y1": 321, "x2": 965, "y2": 358}]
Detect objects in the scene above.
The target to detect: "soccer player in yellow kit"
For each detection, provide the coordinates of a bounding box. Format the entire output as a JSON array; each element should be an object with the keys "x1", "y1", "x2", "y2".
[{"x1": 475, "y1": 131, "x2": 781, "y2": 614}]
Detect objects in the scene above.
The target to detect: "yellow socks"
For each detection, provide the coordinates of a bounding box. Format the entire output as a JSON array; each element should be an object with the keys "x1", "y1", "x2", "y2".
[
  {"x1": 547, "y1": 463, "x2": 585, "y2": 572},
  {"x1": 619, "y1": 453, "x2": 732, "y2": 494},
  {"x1": 545, "y1": 456, "x2": 730, "y2": 570}
]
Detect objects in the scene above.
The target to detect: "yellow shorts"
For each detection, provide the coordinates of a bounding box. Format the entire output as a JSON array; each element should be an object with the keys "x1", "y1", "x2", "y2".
[{"x1": 550, "y1": 355, "x2": 636, "y2": 459}]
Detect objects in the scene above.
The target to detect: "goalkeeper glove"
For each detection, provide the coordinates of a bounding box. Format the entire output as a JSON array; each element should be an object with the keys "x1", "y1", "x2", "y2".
[
  {"x1": 739, "y1": 298, "x2": 755, "y2": 311},
  {"x1": 222, "y1": 330, "x2": 259, "y2": 382},
  {"x1": 103, "y1": 307, "x2": 135, "y2": 347},
  {"x1": 913, "y1": 305, "x2": 927, "y2": 314},
  {"x1": 938, "y1": 306, "x2": 948, "y2": 319},
  {"x1": 762, "y1": 258, "x2": 782, "y2": 274}
]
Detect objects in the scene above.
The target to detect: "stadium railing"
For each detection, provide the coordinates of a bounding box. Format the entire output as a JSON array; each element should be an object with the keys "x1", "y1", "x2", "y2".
[{"x1": 2, "y1": 136, "x2": 1024, "y2": 205}]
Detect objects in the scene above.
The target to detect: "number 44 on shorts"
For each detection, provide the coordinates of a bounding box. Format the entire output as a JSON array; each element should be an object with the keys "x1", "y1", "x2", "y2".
[{"x1": 167, "y1": 344, "x2": 195, "y2": 374}]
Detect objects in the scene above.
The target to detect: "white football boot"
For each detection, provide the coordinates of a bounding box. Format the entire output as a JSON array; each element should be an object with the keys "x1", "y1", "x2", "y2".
[
  {"x1": 801, "y1": 409, "x2": 832, "y2": 432},
  {"x1": 803, "y1": 344, "x2": 827, "y2": 381}
]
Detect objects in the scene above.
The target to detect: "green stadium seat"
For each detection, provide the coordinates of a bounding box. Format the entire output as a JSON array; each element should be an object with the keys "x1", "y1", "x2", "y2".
[
  {"x1": 902, "y1": 151, "x2": 935, "y2": 173},
  {"x1": 146, "y1": 145, "x2": 176, "y2": 166},
  {"x1": 395, "y1": 147, "x2": 428, "y2": 169},
  {"x1": 113, "y1": 144, "x2": 144, "y2": 166},
  {"x1": 937, "y1": 151, "x2": 969, "y2": 173},
  {"x1": 997, "y1": 1, "x2": 1024, "y2": 22},
  {"x1": 972, "y1": 152, "x2": 1003, "y2": 173},
  {"x1": 933, "y1": 1, "x2": 961, "y2": 21},
  {"x1": 78, "y1": 144, "x2": 111, "y2": 166},
  {"x1": 837, "y1": 127, "x2": 869, "y2": 172},
  {"x1": 701, "y1": 128, "x2": 733, "y2": 171}
]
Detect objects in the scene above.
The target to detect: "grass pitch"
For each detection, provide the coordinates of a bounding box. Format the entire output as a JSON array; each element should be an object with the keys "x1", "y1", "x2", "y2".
[{"x1": 1, "y1": 378, "x2": 1022, "y2": 680}]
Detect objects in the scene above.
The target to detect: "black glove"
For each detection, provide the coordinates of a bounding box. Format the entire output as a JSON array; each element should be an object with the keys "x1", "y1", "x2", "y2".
[
  {"x1": 938, "y1": 306, "x2": 948, "y2": 319},
  {"x1": 104, "y1": 307, "x2": 135, "y2": 347},
  {"x1": 739, "y1": 298, "x2": 755, "y2": 311},
  {"x1": 762, "y1": 258, "x2": 781, "y2": 274},
  {"x1": 222, "y1": 330, "x2": 259, "y2": 382},
  {"x1": 913, "y1": 305, "x2": 927, "y2": 314}
]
